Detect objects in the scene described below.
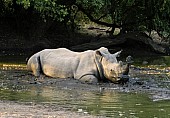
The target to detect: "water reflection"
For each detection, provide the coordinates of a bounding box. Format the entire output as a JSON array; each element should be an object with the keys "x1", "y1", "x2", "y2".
[{"x1": 0, "y1": 84, "x2": 170, "y2": 117}]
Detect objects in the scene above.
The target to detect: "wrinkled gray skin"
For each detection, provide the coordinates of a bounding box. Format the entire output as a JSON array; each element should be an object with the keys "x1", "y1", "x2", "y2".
[{"x1": 27, "y1": 47, "x2": 129, "y2": 84}]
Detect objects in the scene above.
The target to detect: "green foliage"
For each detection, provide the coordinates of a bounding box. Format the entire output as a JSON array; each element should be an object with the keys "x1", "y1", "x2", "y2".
[
  {"x1": 77, "y1": 0, "x2": 104, "y2": 12},
  {"x1": 0, "y1": 0, "x2": 13, "y2": 15},
  {"x1": 76, "y1": 0, "x2": 170, "y2": 39},
  {"x1": 16, "y1": 0, "x2": 30, "y2": 9},
  {"x1": 16, "y1": 0, "x2": 68, "y2": 21},
  {"x1": 154, "y1": 0, "x2": 170, "y2": 38},
  {"x1": 0, "y1": 0, "x2": 170, "y2": 39}
]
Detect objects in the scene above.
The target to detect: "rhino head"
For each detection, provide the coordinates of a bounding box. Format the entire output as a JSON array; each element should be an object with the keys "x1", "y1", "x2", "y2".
[
  {"x1": 118, "y1": 55, "x2": 133, "y2": 83},
  {"x1": 95, "y1": 49, "x2": 132, "y2": 83}
]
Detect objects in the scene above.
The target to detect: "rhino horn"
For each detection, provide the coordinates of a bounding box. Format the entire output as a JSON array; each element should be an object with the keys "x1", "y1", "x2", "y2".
[
  {"x1": 123, "y1": 63, "x2": 130, "y2": 75},
  {"x1": 126, "y1": 55, "x2": 133, "y2": 64},
  {"x1": 113, "y1": 50, "x2": 122, "y2": 57},
  {"x1": 123, "y1": 56, "x2": 133, "y2": 75}
]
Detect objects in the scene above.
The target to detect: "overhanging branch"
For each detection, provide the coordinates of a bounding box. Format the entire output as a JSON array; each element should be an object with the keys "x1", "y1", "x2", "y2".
[
  {"x1": 75, "y1": 4, "x2": 120, "y2": 28},
  {"x1": 97, "y1": 14, "x2": 108, "y2": 21},
  {"x1": 75, "y1": 3, "x2": 156, "y2": 30}
]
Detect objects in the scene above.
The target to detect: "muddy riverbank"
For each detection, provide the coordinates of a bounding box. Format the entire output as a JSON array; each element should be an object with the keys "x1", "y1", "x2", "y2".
[
  {"x1": 1, "y1": 65, "x2": 170, "y2": 101},
  {"x1": 0, "y1": 70, "x2": 103, "y2": 118},
  {"x1": 0, "y1": 62, "x2": 170, "y2": 117}
]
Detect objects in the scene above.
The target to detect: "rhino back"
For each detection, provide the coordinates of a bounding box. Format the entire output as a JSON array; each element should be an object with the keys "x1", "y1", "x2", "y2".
[
  {"x1": 40, "y1": 49, "x2": 98, "y2": 79},
  {"x1": 39, "y1": 49, "x2": 78, "y2": 78}
]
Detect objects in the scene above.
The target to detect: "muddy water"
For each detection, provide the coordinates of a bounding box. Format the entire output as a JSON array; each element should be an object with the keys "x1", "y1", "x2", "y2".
[{"x1": 0, "y1": 55, "x2": 170, "y2": 117}]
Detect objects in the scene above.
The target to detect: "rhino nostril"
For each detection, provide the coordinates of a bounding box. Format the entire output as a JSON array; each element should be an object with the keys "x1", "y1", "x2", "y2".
[{"x1": 117, "y1": 76, "x2": 121, "y2": 78}]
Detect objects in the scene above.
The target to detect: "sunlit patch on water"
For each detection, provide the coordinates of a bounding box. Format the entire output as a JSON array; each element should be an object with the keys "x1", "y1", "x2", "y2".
[
  {"x1": 152, "y1": 92, "x2": 170, "y2": 101},
  {"x1": 0, "y1": 64, "x2": 27, "y2": 70},
  {"x1": 131, "y1": 65, "x2": 170, "y2": 75}
]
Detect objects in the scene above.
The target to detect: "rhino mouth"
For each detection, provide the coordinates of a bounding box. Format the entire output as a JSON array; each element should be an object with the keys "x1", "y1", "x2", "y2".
[
  {"x1": 118, "y1": 75, "x2": 129, "y2": 84},
  {"x1": 109, "y1": 76, "x2": 121, "y2": 82},
  {"x1": 110, "y1": 75, "x2": 129, "y2": 84}
]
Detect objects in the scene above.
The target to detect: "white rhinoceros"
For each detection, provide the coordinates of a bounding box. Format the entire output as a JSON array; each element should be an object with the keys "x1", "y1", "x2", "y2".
[{"x1": 27, "y1": 47, "x2": 129, "y2": 83}]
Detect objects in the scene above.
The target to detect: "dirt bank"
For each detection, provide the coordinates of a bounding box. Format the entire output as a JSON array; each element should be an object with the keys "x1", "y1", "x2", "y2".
[{"x1": 0, "y1": 101, "x2": 101, "y2": 118}]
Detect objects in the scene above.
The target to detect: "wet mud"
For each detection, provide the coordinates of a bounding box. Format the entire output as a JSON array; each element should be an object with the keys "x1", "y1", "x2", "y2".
[{"x1": 0, "y1": 65, "x2": 170, "y2": 101}]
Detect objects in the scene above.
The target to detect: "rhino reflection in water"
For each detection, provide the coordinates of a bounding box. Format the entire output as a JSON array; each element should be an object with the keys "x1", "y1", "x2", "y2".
[{"x1": 27, "y1": 47, "x2": 131, "y2": 84}]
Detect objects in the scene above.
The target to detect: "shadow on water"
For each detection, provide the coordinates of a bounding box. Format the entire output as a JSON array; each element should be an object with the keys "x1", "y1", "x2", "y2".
[{"x1": 0, "y1": 55, "x2": 170, "y2": 117}]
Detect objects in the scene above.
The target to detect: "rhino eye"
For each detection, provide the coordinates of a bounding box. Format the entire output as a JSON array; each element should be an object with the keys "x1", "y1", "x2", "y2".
[{"x1": 110, "y1": 69, "x2": 113, "y2": 71}]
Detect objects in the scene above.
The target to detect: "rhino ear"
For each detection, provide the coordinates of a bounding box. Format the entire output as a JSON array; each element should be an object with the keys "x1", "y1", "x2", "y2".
[
  {"x1": 96, "y1": 50, "x2": 106, "y2": 57},
  {"x1": 113, "y1": 50, "x2": 122, "y2": 57},
  {"x1": 98, "y1": 47, "x2": 109, "y2": 54},
  {"x1": 96, "y1": 51, "x2": 102, "y2": 56}
]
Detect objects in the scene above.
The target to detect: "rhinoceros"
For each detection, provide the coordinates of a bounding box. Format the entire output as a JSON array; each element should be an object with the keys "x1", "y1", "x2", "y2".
[{"x1": 27, "y1": 47, "x2": 130, "y2": 83}]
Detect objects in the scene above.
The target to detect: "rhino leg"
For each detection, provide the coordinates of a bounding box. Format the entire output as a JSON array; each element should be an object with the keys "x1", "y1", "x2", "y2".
[
  {"x1": 80, "y1": 75, "x2": 98, "y2": 84},
  {"x1": 29, "y1": 56, "x2": 42, "y2": 77},
  {"x1": 32, "y1": 64, "x2": 41, "y2": 77}
]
